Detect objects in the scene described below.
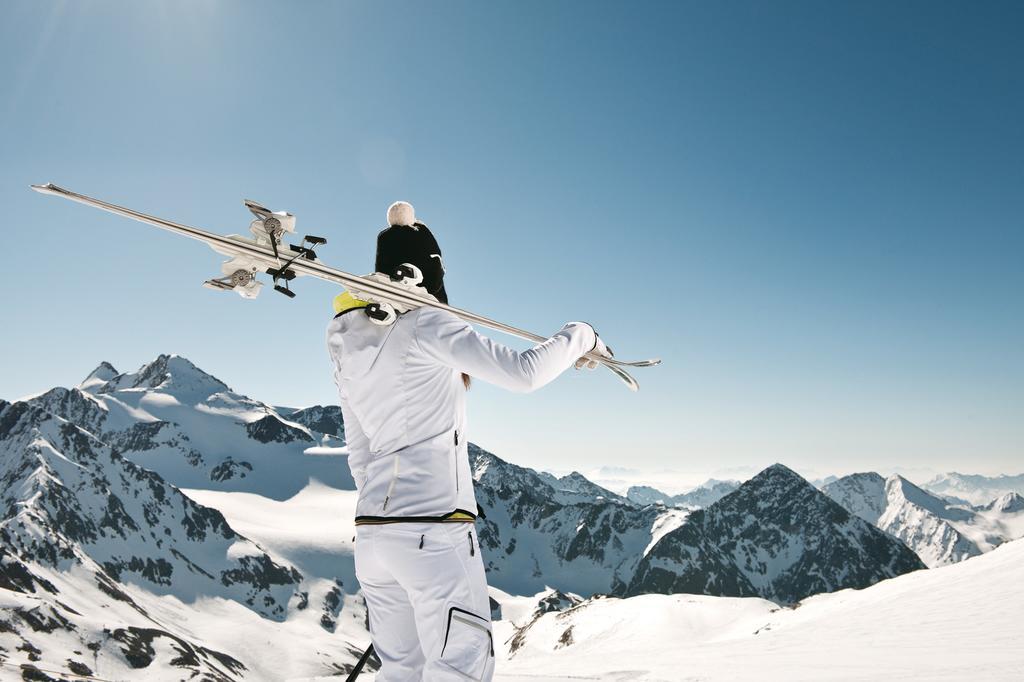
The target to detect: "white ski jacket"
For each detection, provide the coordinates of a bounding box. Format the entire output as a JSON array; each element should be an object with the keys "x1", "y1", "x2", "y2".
[{"x1": 326, "y1": 302, "x2": 596, "y2": 524}]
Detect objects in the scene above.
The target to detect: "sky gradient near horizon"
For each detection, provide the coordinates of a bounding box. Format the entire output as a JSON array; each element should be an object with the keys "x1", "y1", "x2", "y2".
[{"x1": 1, "y1": 1, "x2": 1021, "y2": 481}]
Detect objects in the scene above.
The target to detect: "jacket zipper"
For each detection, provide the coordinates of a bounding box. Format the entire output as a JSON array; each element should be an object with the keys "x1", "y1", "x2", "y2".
[
  {"x1": 382, "y1": 455, "x2": 400, "y2": 511},
  {"x1": 454, "y1": 429, "x2": 460, "y2": 492},
  {"x1": 468, "y1": 531, "x2": 475, "y2": 556}
]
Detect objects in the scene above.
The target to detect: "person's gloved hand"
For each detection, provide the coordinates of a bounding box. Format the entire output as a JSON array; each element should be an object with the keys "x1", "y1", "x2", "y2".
[{"x1": 575, "y1": 334, "x2": 614, "y2": 370}]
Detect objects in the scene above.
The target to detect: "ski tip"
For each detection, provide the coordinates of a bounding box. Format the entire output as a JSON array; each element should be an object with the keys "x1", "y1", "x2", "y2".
[{"x1": 31, "y1": 183, "x2": 66, "y2": 196}]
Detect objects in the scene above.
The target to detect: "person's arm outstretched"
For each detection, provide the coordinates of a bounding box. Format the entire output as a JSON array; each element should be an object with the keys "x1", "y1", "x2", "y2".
[{"x1": 414, "y1": 306, "x2": 611, "y2": 393}]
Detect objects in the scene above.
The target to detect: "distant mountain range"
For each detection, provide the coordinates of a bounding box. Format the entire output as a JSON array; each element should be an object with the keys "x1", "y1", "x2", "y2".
[
  {"x1": 920, "y1": 472, "x2": 1024, "y2": 506},
  {"x1": 623, "y1": 464, "x2": 924, "y2": 603},
  {"x1": 1, "y1": 354, "x2": 1018, "y2": 679},
  {"x1": 624, "y1": 479, "x2": 741, "y2": 508},
  {"x1": 473, "y1": 453, "x2": 925, "y2": 603},
  {"x1": 822, "y1": 472, "x2": 1024, "y2": 567}
]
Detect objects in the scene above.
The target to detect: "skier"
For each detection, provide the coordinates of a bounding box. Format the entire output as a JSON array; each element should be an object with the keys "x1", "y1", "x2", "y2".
[{"x1": 326, "y1": 201, "x2": 613, "y2": 680}]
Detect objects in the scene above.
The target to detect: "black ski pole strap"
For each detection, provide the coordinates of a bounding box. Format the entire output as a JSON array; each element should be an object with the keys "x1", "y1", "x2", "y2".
[{"x1": 346, "y1": 644, "x2": 376, "y2": 682}]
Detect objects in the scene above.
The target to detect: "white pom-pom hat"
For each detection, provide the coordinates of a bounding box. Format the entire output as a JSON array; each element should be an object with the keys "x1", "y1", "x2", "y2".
[{"x1": 387, "y1": 201, "x2": 416, "y2": 227}]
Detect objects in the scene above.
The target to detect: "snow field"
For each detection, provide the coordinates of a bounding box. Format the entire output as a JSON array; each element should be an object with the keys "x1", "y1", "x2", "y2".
[{"x1": 490, "y1": 539, "x2": 1024, "y2": 681}]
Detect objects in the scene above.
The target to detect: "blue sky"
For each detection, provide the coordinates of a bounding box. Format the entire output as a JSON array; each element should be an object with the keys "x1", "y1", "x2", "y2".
[{"x1": 1, "y1": 1, "x2": 1021, "y2": 482}]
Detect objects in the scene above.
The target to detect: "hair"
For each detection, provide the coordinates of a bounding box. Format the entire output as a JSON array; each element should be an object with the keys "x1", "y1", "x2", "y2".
[{"x1": 462, "y1": 373, "x2": 471, "y2": 390}]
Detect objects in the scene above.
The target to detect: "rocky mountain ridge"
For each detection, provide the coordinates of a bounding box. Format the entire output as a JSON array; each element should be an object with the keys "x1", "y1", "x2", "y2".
[
  {"x1": 623, "y1": 464, "x2": 925, "y2": 603},
  {"x1": 823, "y1": 472, "x2": 1024, "y2": 567}
]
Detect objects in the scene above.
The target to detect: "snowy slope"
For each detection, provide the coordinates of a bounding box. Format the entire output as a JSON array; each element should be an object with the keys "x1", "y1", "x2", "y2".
[
  {"x1": 181, "y1": 482, "x2": 359, "y2": 604},
  {"x1": 495, "y1": 538, "x2": 1024, "y2": 681}
]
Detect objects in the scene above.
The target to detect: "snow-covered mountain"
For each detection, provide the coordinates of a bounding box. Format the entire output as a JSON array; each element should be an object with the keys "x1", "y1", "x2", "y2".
[
  {"x1": 820, "y1": 472, "x2": 887, "y2": 523},
  {"x1": 923, "y1": 471, "x2": 1024, "y2": 506},
  {"x1": 0, "y1": 400, "x2": 302, "y2": 618},
  {"x1": 622, "y1": 484, "x2": 670, "y2": 506},
  {"x1": 0, "y1": 398, "x2": 373, "y2": 680},
  {"x1": 624, "y1": 464, "x2": 925, "y2": 603},
  {"x1": 824, "y1": 472, "x2": 1024, "y2": 567},
  {"x1": 979, "y1": 491, "x2": 1024, "y2": 513},
  {"x1": 472, "y1": 446, "x2": 664, "y2": 597},
  {"x1": 494, "y1": 538, "x2": 1024, "y2": 681},
  {"x1": 473, "y1": 455, "x2": 917, "y2": 603},
  {"x1": 7, "y1": 353, "x2": 1016, "y2": 679},
  {"x1": 618, "y1": 475, "x2": 741, "y2": 507},
  {"x1": 24, "y1": 355, "x2": 353, "y2": 499},
  {"x1": 674, "y1": 478, "x2": 741, "y2": 507},
  {"x1": 624, "y1": 478, "x2": 740, "y2": 508},
  {"x1": 537, "y1": 470, "x2": 629, "y2": 504},
  {"x1": 877, "y1": 475, "x2": 983, "y2": 567}
]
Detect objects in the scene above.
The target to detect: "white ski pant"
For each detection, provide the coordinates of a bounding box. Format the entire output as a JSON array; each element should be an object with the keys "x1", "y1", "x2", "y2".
[{"x1": 355, "y1": 521, "x2": 495, "y2": 681}]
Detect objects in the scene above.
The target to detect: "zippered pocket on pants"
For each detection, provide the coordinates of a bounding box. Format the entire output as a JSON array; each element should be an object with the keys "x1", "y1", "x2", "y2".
[{"x1": 440, "y1": 606, "x2": 494, "y2": 679}]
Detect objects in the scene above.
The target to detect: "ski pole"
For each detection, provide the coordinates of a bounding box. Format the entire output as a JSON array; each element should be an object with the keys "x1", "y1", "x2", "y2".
[{"x1": 345, "y1": 644, "x2": 375, "y2": 681}]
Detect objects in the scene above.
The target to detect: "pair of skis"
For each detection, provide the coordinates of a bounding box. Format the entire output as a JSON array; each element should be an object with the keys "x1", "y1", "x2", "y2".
[{"x1": 31, "y1": 184, "x2": 660, "y2": 390}]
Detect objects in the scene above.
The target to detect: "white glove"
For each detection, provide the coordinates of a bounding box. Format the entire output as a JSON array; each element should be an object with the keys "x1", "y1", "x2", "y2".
[{"x1": 575, "y1": 333, "x2": 613, "y2": 370}]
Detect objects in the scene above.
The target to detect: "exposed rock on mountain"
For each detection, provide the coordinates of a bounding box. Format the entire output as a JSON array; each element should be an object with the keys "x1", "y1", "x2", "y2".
[
  {"x1": 284, "y1": 405, "x2": 345, "y2": 439},
  {"x1": 0, "y1": 397, "x2": 327, "y2": 679},
  {"x1": 0, "y1": 401, "x2": 302, "y2": 619},
  {"x1": 245, "y1": 414, "x2": 314, "y2": 444},
  {"x1": 623, "y1": 465, "x2": 925, "y2": 603},
  {"x1": 471, "y1": 445, "x2": 661, "y2": 597}
]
